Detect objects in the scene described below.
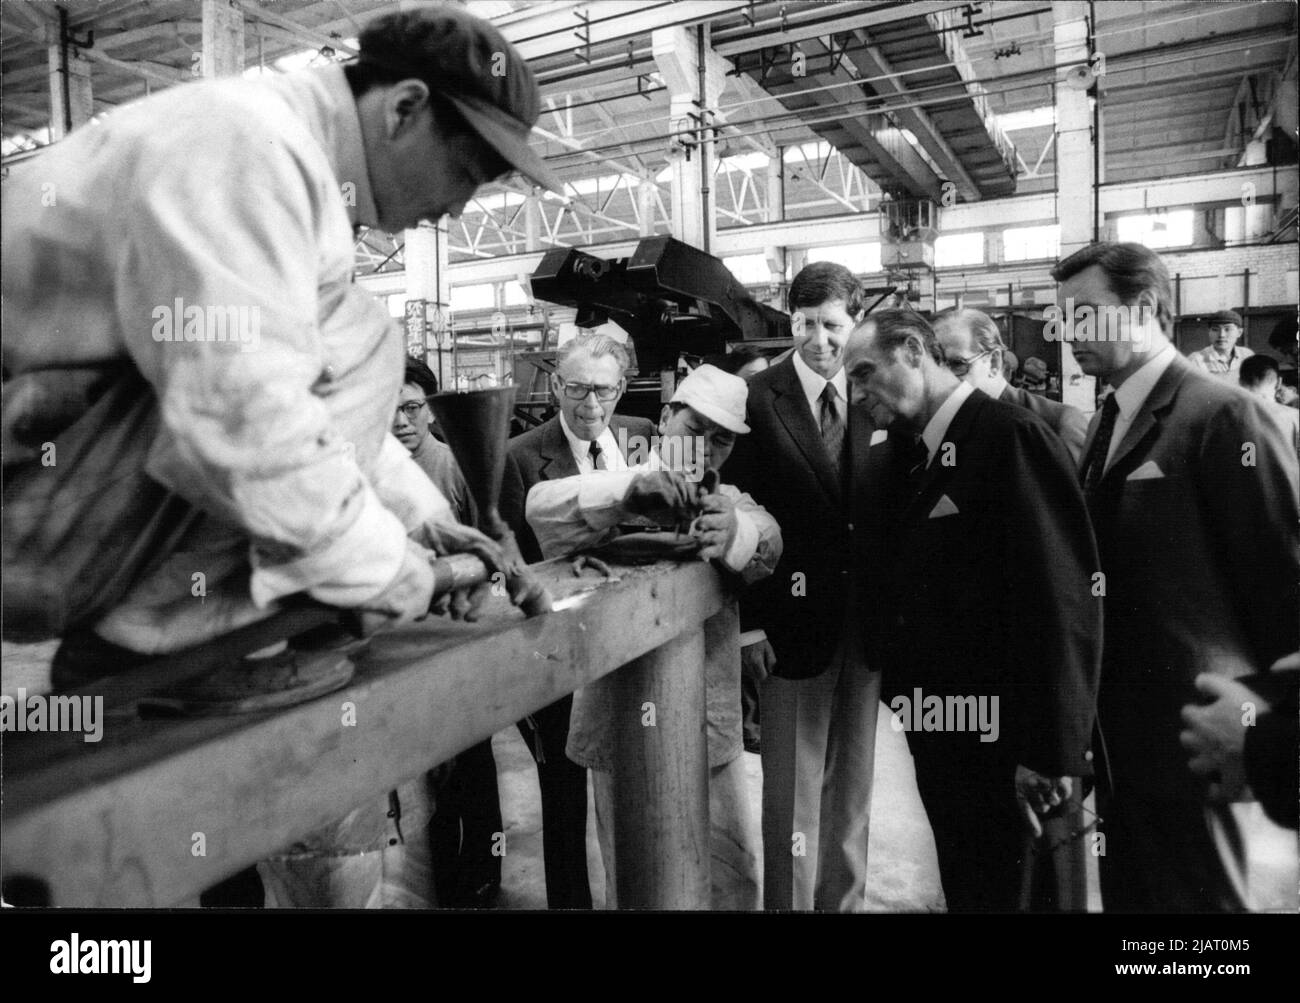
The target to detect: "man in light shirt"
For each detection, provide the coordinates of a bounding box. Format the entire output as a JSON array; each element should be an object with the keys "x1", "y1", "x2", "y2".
[
  {"x1": 526, "y1": 364, "x2": 782, "y2": 909},
  {"x1": 1053, "y1": 241, "x2": 1298, "y2": 911},
  {"x1": 844, "y1": 309, "x2": 1102, "y2": 912},
  {"x1": 1189, "y1": 309, "x2": 1255, "y2": 380},
  {"x1": 1239, "y1": 354, "x2": 1300, "y2": 452},
  {"x1": 497, "y1": 332, "x2": 657, "y2": 909}
]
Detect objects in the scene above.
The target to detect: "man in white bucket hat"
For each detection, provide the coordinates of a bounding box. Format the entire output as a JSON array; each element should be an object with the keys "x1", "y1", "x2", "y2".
[{"x1": 526, "y1": 363, "x2": 783, "y2": 909}]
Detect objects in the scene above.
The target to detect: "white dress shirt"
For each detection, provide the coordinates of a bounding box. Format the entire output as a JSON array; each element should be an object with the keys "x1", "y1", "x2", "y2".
[
  {"x1": 558, "y1": 412, "x2": 629, "y2": 474},
  {"x1": 1105, "y1": 342, "x2": 1177, "y2": 470},
  {"x1": 792, "y1": 351, "x2": 849, "y2": 422},
  {"x1": 920, "y1": 380, "x2": 975, "y2": 467}
]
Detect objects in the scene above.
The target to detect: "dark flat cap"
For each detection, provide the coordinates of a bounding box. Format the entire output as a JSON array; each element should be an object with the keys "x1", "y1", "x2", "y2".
[{"x1": 1207, "y1": 310, "x2": 1242, "y2": 327}]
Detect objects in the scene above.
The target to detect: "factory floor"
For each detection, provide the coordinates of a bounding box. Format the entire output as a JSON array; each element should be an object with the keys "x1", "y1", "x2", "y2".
[
  {"x1": 4, "y1": 641, "x2": 1295, "y2": 912},
  {"x1": 492, "y1": 702, "x2": 945, "y2": 911}
]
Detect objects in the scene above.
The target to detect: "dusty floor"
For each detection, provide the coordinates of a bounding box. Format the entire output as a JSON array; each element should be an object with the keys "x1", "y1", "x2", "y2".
[{"x1": 5, "y1": 640, "x2": 1295, "y2": 911}]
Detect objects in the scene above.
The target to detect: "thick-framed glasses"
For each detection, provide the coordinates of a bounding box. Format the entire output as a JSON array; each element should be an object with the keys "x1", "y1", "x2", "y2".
[
  {"x1": 395, "y1": 400, "x2": 428, "y2": 419},
  {"x1": 947, "y1": 349, "x2": 993, "y2": 377},
  {"x1": 559, "y1": 381, "x2": 621, "y2": 402}
]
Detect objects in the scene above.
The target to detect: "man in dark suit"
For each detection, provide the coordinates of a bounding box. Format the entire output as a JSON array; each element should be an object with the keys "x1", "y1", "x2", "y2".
[
  {"x1": 499, "y1": 332, "x2": 656, "y2": 909},
  {"x1": 844, "y1": 309, "x2": 1103, "y2": 912},
  {"x1": 933, "y1": 307, "x2": 1088, "y2": 464},
  {"x1": 724, "y1": 262, "x2": 882, "y2": 911},
  {"x1": 1052, "y1": 242, "x2": 1299, "y2": 911}
]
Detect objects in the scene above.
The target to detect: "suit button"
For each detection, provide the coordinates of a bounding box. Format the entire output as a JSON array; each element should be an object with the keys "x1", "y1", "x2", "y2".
[
  {"x1": 1084, "y1": 750, "x2": 1094, "y2": 762},
  {"x1": 847, "y1": 522, "x2": 855, "y2": 532},
  {"x1": 895, "y1": 614, "x2": 905, "y2": 627}
]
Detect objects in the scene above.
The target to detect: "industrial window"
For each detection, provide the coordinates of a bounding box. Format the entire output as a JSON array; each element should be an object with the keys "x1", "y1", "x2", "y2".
[
  {"x1": 724, "y1": 253, "x2": 775, "y2": 285},
  {"x1": 503, "y1": 280, "x2": 531, "y2": 306},
  {"x1": 935, "y1": 232, "x2": 985, "y2": 267},
  {"x1": 450, "y1": 283, "x2": 496, "y2": 313},
  {"x1": 1003, "y1": 224, "x2": 1061, "y2": 262},
  {"x1": 806, "y1": 242, "x2": 883, "y2": 275},
  {"x1": 1115, "y1": 210, "x2": 1193, "y2": 249}
]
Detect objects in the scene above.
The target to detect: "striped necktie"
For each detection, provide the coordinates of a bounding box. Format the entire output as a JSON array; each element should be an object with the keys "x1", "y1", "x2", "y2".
[{"x1": 820, "y1": 382, "x2": 846, "y2": 475}]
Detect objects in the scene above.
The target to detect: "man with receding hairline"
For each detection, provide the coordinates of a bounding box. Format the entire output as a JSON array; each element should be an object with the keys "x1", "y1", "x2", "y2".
[
  {"x1": 844, "y1": 308, "x2": 1101, "y2": 911},
  {"x1": 1053, "y1": 241, "x2": 1299, "y2": 911}
]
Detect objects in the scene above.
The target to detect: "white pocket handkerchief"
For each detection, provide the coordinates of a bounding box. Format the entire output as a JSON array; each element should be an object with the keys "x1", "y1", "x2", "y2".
[
  {"x1": 929, "y1": 494, "x2": 959, "y2": 519},
  {"x1": 1126, "y1": 460, "x2": 1164, "y2": 481},
  {"x1": 870, "y1": 428, "x2": 888, "y2": 446}
]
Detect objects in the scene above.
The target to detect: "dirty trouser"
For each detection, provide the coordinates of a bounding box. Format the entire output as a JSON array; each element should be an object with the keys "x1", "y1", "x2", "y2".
[
  {"x1": 760, "y1": 647, "x2": 882, "y2": 912},
  {"x1": 592, "y1": 755, "x2": 759, "y2": 910}
]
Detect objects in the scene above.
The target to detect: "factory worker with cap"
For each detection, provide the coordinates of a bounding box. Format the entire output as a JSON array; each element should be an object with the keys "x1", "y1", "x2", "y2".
[
  {"x1": 1189, "y1": 310, "x2": 1255, "y2": 380},
  {"x1": 3, "y1": 5, "x2": 563, "y2": 700},
  {"x1": 526, "y1": 363, "x2": 783, "y2": 909}
]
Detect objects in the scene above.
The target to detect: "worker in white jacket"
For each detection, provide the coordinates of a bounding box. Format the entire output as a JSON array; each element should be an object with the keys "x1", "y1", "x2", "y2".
[
  {"x1": 2, "y1": 7, "x2": 562, "y2": 690},
  {"x1": 526, "y1": 363, "x2": 783, "y2": 909}
]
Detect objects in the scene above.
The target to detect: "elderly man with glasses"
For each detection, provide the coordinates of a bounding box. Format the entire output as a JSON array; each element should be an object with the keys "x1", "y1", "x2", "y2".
[
  {"x1": 498, "y1": 332, "x2": 657, "y2": 908},
  {"x1": 932, "y1": 308, "x2": 1088, "y2": 465}
]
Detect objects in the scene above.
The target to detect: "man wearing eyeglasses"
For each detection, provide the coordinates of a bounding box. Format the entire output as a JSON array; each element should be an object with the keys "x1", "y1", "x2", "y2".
[
  {"x1": 933, "y1": 308, "x2": 1088, "y2": 464},
  {"x1": 498, "y1": 332, "x2": 657, "y2": 909}
]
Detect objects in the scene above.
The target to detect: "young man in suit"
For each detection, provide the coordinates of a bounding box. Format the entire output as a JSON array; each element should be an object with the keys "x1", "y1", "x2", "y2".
[
  {"x1": 498, "y1": 332, "x2": 657, "y2": 908},
  {"x1": 723, "y1": 262, "x2": 882, "y2": 911},
  {"x1": 1053, "y1": 242, "x2": 1299, "y2": 911},
  {"x1": 932, "y1": 307, "x2": 1089, "y2": 464},
  {"x1": 843, "y1": 309, "x2": 1103, "y2": 912}
]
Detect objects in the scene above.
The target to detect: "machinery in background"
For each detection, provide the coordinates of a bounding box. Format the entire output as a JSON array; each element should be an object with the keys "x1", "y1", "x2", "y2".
[{"x1": 528, "y1": 236, "x2": 791, "y2": 422}]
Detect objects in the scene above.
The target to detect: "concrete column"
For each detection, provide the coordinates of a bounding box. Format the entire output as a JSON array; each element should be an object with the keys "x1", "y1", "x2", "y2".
[
  {"x1": 47, "y1": 25, "x2": 93, "y2": 140},
  {"x1": 202, "y1": 0, "x2": 245, "y2": 78},
  {"x1": 652, "y1": 25, "x2": 727, "y2": 252},
  {"x1": 523, "y1": 193, "x2": 542, "y2": 252},
  {"x1": 611, "y1": 622, "x2": 710, "y2": 909},
  {"x1": 765, "y1": 150, "x2": 785, "y2": 223},
  {"x1": 405, "y1": 222, "x2": 450, "y2": 380},
  {"x1": 638, "y1": 178, "x2": 658, "y2": 237},
  {"x1": 1054, "y1": 2, "x2": 1095, "y2": 258},
  {"x1": 764, "y1": 245, "x2": 786, "y2": 308}
]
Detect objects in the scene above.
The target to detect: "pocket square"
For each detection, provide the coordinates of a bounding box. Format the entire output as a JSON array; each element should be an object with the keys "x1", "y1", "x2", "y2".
[
  {"x1": 928, "y1": 494, "x2": 959, "y2": 518},
  {"x1": 870, "y1": 428, "x2": 888, "y2": 446},
  {"x1": 1126, "y1": 460, "x2": 1164, "y2": 481}
]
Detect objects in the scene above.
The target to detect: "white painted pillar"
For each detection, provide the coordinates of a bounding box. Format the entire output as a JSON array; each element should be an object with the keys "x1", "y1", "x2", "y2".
[
  {"x1": 202, "y1": 0, "x2": 245, "y2": 78},
  {"x1": 1054, "y1": 2, "x2": 1096, "y2": 259},
  {"x1": 405, "y1": 222, "x2": 451, "y2": 383},
  {"x1": 638, "y1": 178, "x2": 658, "y2": 237},
  {"x1": 652, "y1": 25, "x2": 727, "y2": 253}
]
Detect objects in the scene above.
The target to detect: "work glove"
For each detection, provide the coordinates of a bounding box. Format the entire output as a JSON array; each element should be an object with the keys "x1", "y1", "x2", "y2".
[{"x1": 622, "y1": 470, "x2": 700, "y2": 526}]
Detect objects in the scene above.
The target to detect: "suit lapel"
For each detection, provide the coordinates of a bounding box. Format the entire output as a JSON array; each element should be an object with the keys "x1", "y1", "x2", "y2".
[
  {"x1": 1100, "y1": 354, "x2": 1190, "y2": 485},
  {"x1": 770, "y1": 357, "x2": 842, "y2": 505},
  {"x1": 537, "y1": 417, "x2": 579, "y2": 480},
  {"x1": 904, "y1": 389, "x2": 986, "y2": 520}
]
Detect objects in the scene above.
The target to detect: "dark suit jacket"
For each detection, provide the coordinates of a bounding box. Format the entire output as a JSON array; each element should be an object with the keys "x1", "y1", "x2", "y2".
[
  {"x1": 859, "y1": 388, "x2": 1102, "y2": 779},
  {"x1": 500, "y1": 413, "x2": 658, "y2": 564},
  {"x1": 1084, "y1": 356, "x2": 1299, "y2": 901},
  {"x1": 724, "y1": 356, "x2": 876, "y2": 679},
  {"x1": 1000, "y1": 384, "x2": 1088, "y2": 465}
]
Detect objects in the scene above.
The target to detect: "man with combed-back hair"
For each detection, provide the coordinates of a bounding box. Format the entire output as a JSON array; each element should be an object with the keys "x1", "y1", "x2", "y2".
[{"x1": 1053, "y1": 241, "x2": 1299, "y2": 911}]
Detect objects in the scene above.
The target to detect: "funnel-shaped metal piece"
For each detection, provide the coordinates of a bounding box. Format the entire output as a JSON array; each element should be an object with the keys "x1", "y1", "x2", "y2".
[
  {"x1": 425, "y1": 386, "x2": 516, "y2": 531},
  {"x1": 426, "y1": 386, "x2": 553, "y2": 617}
]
